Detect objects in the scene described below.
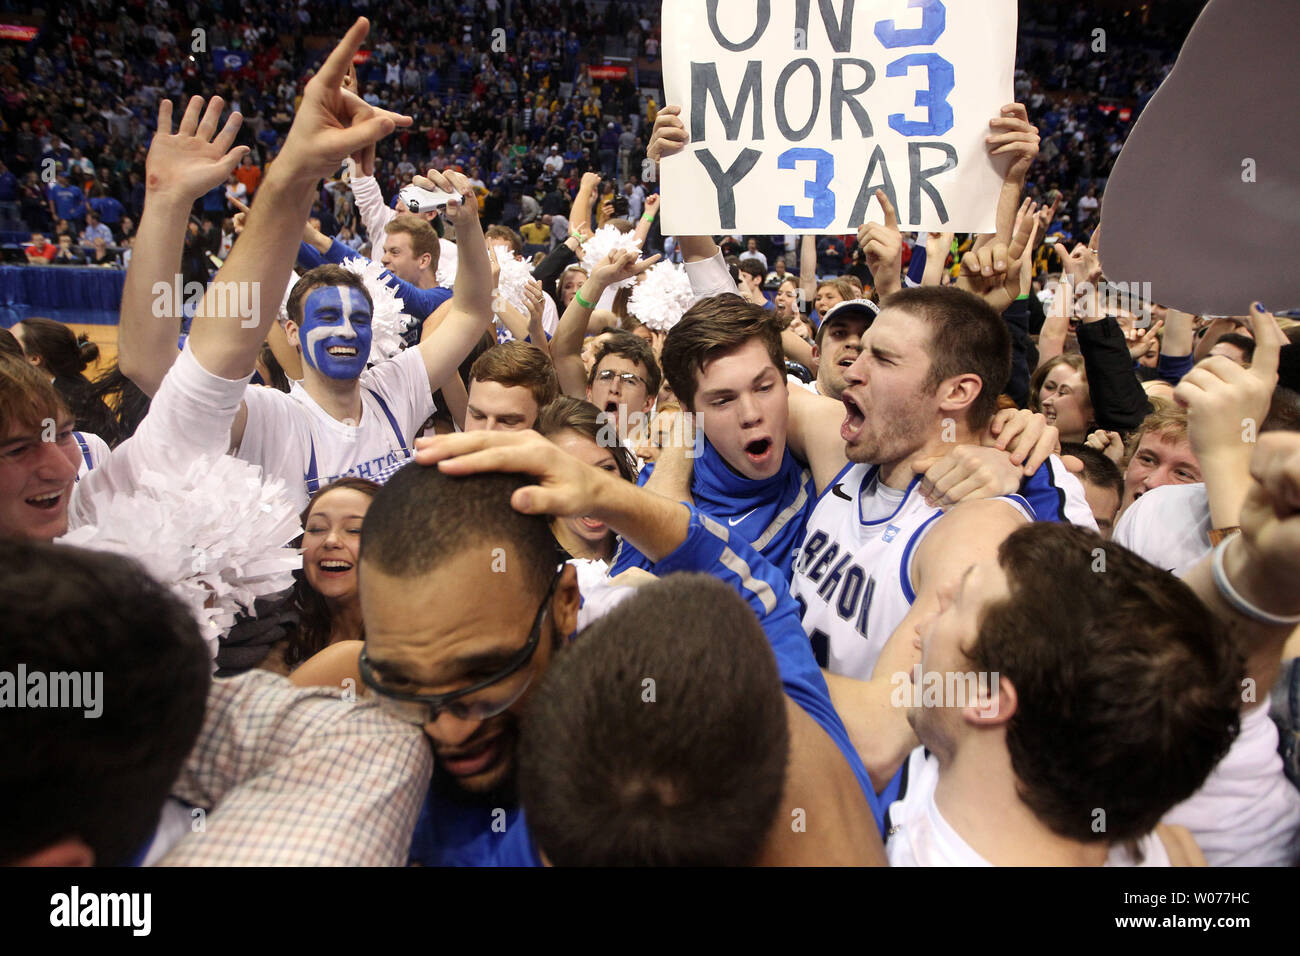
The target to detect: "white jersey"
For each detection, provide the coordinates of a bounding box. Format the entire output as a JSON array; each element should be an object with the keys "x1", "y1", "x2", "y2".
[
  {"x1": 886, "y1": 748, "x2": 1171, "y2": 866},
  {"x1": 791, "y1": 463, "x2": 1035, "y2": 680},
  {"x1": 1113, "y1": 482, "x2": 1211, "y2": 577},
  {"x1": 1163, "y1": 698, "x2": 1300, "y2": 866},
  {"x1": 237, "y1": 347, "x2": 435, "y2": 512}
]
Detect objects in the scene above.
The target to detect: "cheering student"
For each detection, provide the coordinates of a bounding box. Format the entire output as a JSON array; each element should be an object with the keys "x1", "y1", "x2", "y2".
[
  {"x1": 463, "y1": 340, "x2": 559, "y2": 432},
  {"x1": 114, "y1": 88, "x2": 493, "y2": 512}
]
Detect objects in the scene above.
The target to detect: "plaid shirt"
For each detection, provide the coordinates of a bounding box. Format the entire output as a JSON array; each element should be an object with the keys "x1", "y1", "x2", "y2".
[{"x1": 158, "y1": 670, "x2": 431, "y2": 866}]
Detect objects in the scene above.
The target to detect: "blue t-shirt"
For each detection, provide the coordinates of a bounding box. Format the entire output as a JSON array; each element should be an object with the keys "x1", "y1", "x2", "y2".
[
  {"x1": 50, "y1": 184, "x2": 86, "y2": 220},
  {"x1": 409, "y1": 507, "x2": 889, "y2": 866},
  {"x1": 610, "y1": 436, "x2": 814, "y2": 581}
]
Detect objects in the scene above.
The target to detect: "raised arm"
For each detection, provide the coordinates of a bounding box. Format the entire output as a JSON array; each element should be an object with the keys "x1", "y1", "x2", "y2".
[
  {"x1": 570, "y1": 171, "x2": 602, "y2": 237},
  {"x1": 1175, "y1": 303, "x2": 1284, "y2": 532},
  {"x1": 118, "y1": 96, "x2": 249, "y2": 396},
  {"x1": 799, "y1": 234, "x2": 819, "y2": 301},
  {"x1": 187, "y1": 18, "x2": 410, "y2": 385},
  {"x1": 634, "y1": 193, "x2": 659, "y2": 246},
  {"x1": 413, "y1": 167, "x2": 494, "y2": 392},
  {"x1": 551, "y1": 248, "x2": 661, "y2": 398},
  {"x1": 857, "y1": 191, "x2": 903, "y2": 299}
]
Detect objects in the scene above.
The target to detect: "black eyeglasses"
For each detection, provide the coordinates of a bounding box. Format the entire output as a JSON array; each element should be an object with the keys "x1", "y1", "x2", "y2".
[
  {"x1": 359, "y1": 565, "x2": 564, "y2": 725},
  {"x1": 594, "y1": 369, "x2": 646, "y2": 388}
]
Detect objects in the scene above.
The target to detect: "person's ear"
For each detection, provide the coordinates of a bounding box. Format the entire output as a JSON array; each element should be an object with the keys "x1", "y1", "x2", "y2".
[
  {"x1": 284, "y1": 320, "x2": 302, "y2": 351},
  {"x1": 811, "y1": 343, "x2": 821, "y2": 363},
  {"x1": 551, "y1": 562, "x2": 580, "y2": 642},
  {"x1": 967, "y1": 673, "x2": 1017, "y2": 726},
  {"x1": 936, "y1": 373, "x2": 982, "y2": 417}
]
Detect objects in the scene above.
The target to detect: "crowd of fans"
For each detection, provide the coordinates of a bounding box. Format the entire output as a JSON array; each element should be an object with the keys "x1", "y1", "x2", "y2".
[{"x1": 5, "y1": 2, "x2": 1300, "y2": 874}]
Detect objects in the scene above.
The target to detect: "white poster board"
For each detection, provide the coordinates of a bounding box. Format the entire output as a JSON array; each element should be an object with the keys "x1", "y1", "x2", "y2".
[{"x1": 660, "y1": 0, "x2": 1017, "y2": 235}]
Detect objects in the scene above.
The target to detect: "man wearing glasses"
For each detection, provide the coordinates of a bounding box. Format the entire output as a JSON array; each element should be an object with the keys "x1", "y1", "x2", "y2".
[
  {"x1": 348, "y1": 432, "x2": 884, "y2": 865},
  {"x1": 584, "y1": 332, "x2": 661, "y2": 445}
]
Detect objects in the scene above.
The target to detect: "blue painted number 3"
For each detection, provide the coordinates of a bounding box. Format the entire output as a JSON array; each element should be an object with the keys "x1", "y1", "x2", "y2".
[
  {"x1": 876, "y1": 0, "x2": 954, "y2": 138},
  {"x1": 777, "y1": 148, "x2": 835, "y2": 229}
]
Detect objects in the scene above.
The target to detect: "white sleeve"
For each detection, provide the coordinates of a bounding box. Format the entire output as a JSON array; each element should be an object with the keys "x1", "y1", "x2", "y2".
[
  {"x1": 1113, "y1": 483, "x2": 1212, "y2": 577},
  {"x1": 349, "y1": 174, "x2": 397, "y2": 248},
  {"x1": 684, "y1": 250, "x2": 742, "y2": 303},
  {"x1": 71, "y1": 341, "x2": 250, "y2": 528},
  {"x1": 359, "y1": 346, "x2": 437, "y2": 440}
]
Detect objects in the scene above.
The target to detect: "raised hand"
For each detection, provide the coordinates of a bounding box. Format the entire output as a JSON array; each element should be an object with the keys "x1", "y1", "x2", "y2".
[
  {"x1": 415, "y1": 430, "x2": 609, "y2": 517},
  {"x1": 147, "y1": 96, "x2": 248, "y2": 203},
  {"x1": 955, "y1": 210, "x2": 1036, "y2": 312},
  {"x1": 590, "y1": 248, "x2": 661, "y2": 290},
  {"x1": 415, "y1": 166, "x2": 479, "y2": 230},
  {"x1": 1085, "y1": 429, "x2": 1126, "y2": 463},
  {"x1": 1127, "y1": 318, "x2": 1165, "y2": 360},
  {"x1": 858, "y1": 189, "x2": 902, "y2": 296},
  {"x1": 987, "y1": 103, "x2": 1040, "y2": 184},
  {"x1": 1176, "y1": 303, "x2": 1283, "y2": 466},
  {"x1": 273, "y1": 18, "x2": 411, "y2": 184},
  {"x1": 1224, "y1": 431, "x2": 1300, "y2": 620},
  {"x1": 647, "y1": 104, "x2": 688, "y2": 163},
  {"x1": 644, "y1": 193, "x2": 661, "y2": 218}
]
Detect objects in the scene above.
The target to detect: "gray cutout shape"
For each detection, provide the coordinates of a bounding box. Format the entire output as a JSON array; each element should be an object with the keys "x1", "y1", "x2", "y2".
[{"x1": 1099, "y1": 0, "x2": 1300, "y2": 315}]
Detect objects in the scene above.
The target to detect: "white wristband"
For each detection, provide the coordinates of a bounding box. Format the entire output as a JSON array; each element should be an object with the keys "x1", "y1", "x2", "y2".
[{"x1": 1212, "y1": 537, "x2": 1300, "y2": 627}]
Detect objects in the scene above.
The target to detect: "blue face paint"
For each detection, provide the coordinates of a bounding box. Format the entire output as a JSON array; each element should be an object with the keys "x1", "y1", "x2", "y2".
[{"x1": 299, "y1": 285, "x2": 372, "y2": 380}]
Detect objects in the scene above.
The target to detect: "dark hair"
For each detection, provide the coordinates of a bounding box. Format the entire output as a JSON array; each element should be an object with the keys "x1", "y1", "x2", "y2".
[
  {"x1": 1058, "y1": 442, "x2": 1123, "y2": 502},
  {"x1": 1212, "y1": 332, "x2": 1256, "y2": 364},
  {"x1": 536, "y1": 396, "x2": 637, "y2": 483},
  {"x1": 361, "y1": 463, "x2": 561, "y2": 599},
  {"x1": 967, "y1": 523, "x2": 1242, "y2": 844},
  {"x1": 520, "y1": 573, "x2": 789, "y2": 865},
  {"x1": 660, "y1": 295, "x2": 784, "y2": 411},
  {"x1": 0, "y1": 541, "x2": 210, "y2": 865},
  {"x1": 286, "y1": 478, "x2": 381, "y2": 668},
  {"x1": 285, "y1": 264, "x2": 374, "y2": 329},
  {"x1": 736, "y1": 258, "x2": 766, "y2": 281},
  {"x1": 84, "y1": 363, "x2": 151, "y2": 448},
  {"x1": 0, "y1": 327, "x2": 21, "y2": 359},
  {"x1": 469, "y1": 341, "x2": 559, "y2": 413},
  {"x1": 879, "y1": 286, "x2": 1012, "y2": 430},
  {"x1": 17, "y1": 317, "x2": 98, "y2": 378},
  {"x1": 586, "y1": 330, "x2": 662, "y2": 397},
  {"x1": 1264, "y1": 386, "x2": 1300, "y2": 433},
  {"x1": 257, "y1": 343, "x2": 292, "y2": 393}
]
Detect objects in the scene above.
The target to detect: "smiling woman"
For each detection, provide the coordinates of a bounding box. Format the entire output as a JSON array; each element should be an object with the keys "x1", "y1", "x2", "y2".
[{"x1": 257, "y1": 477, "x2": 380, "y2": 673}]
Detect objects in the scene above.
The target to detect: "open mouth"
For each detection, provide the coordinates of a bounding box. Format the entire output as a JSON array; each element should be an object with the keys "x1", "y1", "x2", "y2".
[
  {"x1": 841, "y1": 394, "x2": 866, "y2": 441},
  {"x1": 579, "y1": 515, "x2": 606, "y2": 533},
  {"x1": 318, "y1": 559, "x2": 354, "y2": 576},
  {"x1": 604, "y1": 400, "x2": 619, "y2": 414},
  {"x1": 837, "y1": 351, "x2": 858, "y2": 369},
  {"x1": 326, "y1": 346, "x2": 358, "y2": 357},
  {"x1": 438, "y1": 734, "x2": 505, "y2": 778},
  {"x1": 744, "y1": 437, "x2": 773, "y2": 462},
  {"x1": 25, "y1": 490, "x2": 63, "y2": 510}
]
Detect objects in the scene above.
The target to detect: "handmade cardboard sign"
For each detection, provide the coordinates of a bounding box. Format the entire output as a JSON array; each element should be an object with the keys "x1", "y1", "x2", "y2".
[
  {"x1": 660, "y1": 0, "x2": 1017, "y2": 235},
  {"x1": 1099, "y1": 0, "x2": 1300, "y2": 314}
]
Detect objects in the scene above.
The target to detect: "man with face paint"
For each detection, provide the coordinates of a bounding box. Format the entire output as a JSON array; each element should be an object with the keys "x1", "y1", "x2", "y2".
[
  {"x1": 113, "y1": 22, "x2": 493, "y2": 514},
  {"x1": 233, "y1": 166, "x2": 492, "y2": 511},
  {"x1": 298, "y1": 212, "x2": 451, "y2": 349}
]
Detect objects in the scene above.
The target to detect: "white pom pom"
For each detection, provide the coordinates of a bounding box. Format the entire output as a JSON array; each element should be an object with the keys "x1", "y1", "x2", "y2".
[
  {"x1": 341, "y1": 257, "x2": 410, "y2": 362},
  {"x1": 580, "y1": 225, "x2": 643, "y2": 289},
  {"x1": 628, "y1": 261, "x2": 695, "y2": 333},
  {"x1": 494, "y1": 252, "x2": 534, "y2": 315},
  {"x1": 59, "y1": 456, "x2": 303, "y2": 664}
]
